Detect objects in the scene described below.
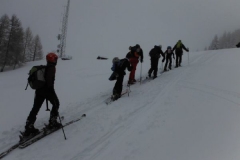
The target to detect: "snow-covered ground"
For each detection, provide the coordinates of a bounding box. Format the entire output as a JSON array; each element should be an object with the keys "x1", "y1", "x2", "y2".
[{"x1": 1, "y1": 48, "x2": 240, "y2": 160}]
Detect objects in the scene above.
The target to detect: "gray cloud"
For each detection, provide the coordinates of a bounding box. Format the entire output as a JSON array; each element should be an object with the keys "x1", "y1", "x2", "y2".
[{"x1": 1, "y1": 0, "x2": 240, "y2": 58}]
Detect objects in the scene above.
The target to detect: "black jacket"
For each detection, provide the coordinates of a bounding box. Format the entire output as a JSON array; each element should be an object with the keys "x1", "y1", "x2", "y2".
[
  {"x1": 128, "y1": 45, "x2": 144, "y2": 62},
  {"x1": 172, "y1": 42, "x2": 188, "y2": 54},
  {"x1": 116, "y1": 58, "x2": 132, "y2": 75},
  {"x1": 149, "y1": 46, "x2": 164, "y2": 60},
  {"x1": 36, "y1": 63, "x2": 56, "y2": 93},
  {"x1": 164, "y1": 49, "x2": 175, "y2": 58}
]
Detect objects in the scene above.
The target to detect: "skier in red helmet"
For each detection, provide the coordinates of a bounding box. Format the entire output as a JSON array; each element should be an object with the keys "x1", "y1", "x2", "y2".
[{"x1": 23, "y1": 52, "x2": 61, "y2": 137}]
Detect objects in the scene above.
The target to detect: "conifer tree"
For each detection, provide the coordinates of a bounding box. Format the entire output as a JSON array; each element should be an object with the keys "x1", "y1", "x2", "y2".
[
  {"x1": 23, "y1": 27, "x2": 33, "y2": 62},
  {"x1": 1, "y1": 15, "x2": 24, "y2": 71},
  {"x1": 0, "y1": 14, "x2": 10, "y2": 69},
  {"x1": 32, "y1": 34, "x2": 43, "y2": 61},
  {"x1": 209, "y1": 35, "x2": 219, "y2": 50}
]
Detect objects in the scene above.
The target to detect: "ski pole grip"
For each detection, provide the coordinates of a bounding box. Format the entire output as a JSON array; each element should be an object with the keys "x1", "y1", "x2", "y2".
[{"x1": 46, "y1": 99, "x2": 50, "y2": 111}]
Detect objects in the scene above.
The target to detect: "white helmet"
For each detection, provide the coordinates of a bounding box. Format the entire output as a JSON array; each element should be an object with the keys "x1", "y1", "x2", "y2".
[{"x1": 112, "y1": 57, "x2": 120, "y2": 63}]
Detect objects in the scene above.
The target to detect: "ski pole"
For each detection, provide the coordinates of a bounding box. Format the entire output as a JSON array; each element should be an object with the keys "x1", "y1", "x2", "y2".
[
  {"x1": 127, "y1": 84, "x2": 131, "y2": 97},
  {"x1": 161, "y1": 61, "x2": 163, "y2": 70},
  {"x1": 58, "y1": 113, "x2": 67, "y2": 140},
  {"x1": 140, "y1": 62, "x2": 142, "y2": 85},
  {"x1": 46, "y1": 99, "x2": 50, "y2": 111},
  {"x1": 25, "y1": 83, "x2": 28, "y2": 90}
]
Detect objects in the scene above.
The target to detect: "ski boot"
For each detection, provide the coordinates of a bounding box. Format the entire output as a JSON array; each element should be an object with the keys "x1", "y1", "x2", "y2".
[
  {"x1": 128, "y1": 80, "x2": 134, "y2": 85},
  {"x1": 22, "y1": 123, "x2": 40, "y2": 138},
  {"x1": 47, "y1": 116, "x2": 62, "y2": 130},
  {"x1": 111, "y1": 94, "x2": 120, "y2": 101}
]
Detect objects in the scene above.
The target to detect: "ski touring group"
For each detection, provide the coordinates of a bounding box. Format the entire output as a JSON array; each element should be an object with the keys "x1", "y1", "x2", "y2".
[
  {"x1": 0, "y1": 40, "x2": 188, "y2": 159},
  {"x1": 23, "y1": 40, "x2": 188, "y2": 139},
  {"x1": 109, "y1": 40, "x2": 189, "y2": 101}
]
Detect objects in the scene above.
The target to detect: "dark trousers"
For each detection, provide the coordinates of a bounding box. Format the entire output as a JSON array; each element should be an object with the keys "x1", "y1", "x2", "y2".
[
  {"x1": 148, "y1": 59, "x2": 159, "y2": 77},
  {"x1": 26, "y1": 88, "x2": 60, "y2": 125},
  {"x1": 113, "y1": 74, "x2": 124, "y2": 95},
  {"x1": 164, "y1": 56, "x2": 172, "y2": 70},
  {"x1": 175, "y1": 52, "x2": 182, "y2": 67}
]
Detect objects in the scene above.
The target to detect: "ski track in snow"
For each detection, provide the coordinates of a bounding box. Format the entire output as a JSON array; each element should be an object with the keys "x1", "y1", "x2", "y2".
[{"x1": 69, "y1": 51, "x2": 219, "y2": 160}]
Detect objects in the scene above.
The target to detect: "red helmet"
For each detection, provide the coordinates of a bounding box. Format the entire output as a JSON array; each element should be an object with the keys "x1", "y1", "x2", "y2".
[{"x1": 46, "y1": 52, "x2": 58, "y2": 63}]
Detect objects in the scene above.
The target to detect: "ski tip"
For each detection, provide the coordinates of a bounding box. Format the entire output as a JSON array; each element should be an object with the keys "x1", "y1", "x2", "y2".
[
  {"x1": 82, "y1": 114, "x2": 86, "y2": 117},
  {"x1": 19, "y1": 131, "x2": 24, "y2": 136},
  {"x1": 19, "y1": 135, "x2": 23, "y2": 141}
]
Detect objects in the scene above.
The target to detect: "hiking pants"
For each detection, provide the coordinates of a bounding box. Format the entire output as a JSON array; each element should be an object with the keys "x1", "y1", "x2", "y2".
[
  {"x1": 175, "y1": 52, "x2": 182, "y2": 67},
  {"x1": 26, "y1": 88, "x2": 60, "y2": 125},
  {"x1": 113, "y1": 74, "x2": 124, "y2": 95},
  {"x1": 164, "y1": 56, "x2": 172, "y2": 70},
  {"x1": 148, "y1": 59, "x2": 159, "y2": 77}
]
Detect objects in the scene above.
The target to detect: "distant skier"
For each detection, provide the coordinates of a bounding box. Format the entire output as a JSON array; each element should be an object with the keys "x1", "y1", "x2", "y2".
[
  {"x1": 23, "y1": 52, "x2": 61, "y2": 137},
  {"x1": 163, "y1": 46, "x2": 175, "y2": 71},
  {"x1": 172, "y1": 40, "x2": 189, "y2": 67},
  {"x1": 148, "y1": 45, "x2": 164, "y2": 78},
  {"x1": 126, "y1": 44, "x2": 142, "y2": 84},
  {"x1": 111, "y1": 55, "x2": 132, "y2": 101},
  {"x1": 97, "y1": 56, "x2": 108, "y2": 60}
]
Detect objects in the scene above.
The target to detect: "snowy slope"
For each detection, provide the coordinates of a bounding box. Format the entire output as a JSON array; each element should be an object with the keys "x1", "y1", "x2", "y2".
[{"x1": 1, "y1": 48, "x2": 240, "y2": 160}]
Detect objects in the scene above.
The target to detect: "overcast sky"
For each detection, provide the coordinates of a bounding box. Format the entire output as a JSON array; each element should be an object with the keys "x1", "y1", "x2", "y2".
[{"x1": 1, "y1": 0, "x2": 240, "y2": 58}]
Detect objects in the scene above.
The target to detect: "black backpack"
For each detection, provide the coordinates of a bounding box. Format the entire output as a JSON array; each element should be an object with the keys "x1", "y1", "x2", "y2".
[
  {"x1": 109, "y1": 59, "x2": 126, "y2": 81},
  {"x1": 25, "y1": 65, "x2": 46, "y2": 90}
]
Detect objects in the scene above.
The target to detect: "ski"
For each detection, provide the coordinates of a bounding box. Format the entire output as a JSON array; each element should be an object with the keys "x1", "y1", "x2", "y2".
[
  {"x1": 19, "y1": 114, "x2": 86, "y2": 149},
  {"x1": 0, "y1": 143, "x2": 19, "y2": 159},
  {"x1": 139, "y1": 76, "x2": 151, "y2": 84},
  {"x1": 105, "y1": 89, "x2": 130, "y2": 105},
  {"x1": 0, "y1": 130, "x2": 45, "y2": 159},
  {"x1": 140, "y1": 74, "x2": 161, "y2": 84},
  {"x1": 0, "y1": 114, "x2": 86, "y2": 159}
]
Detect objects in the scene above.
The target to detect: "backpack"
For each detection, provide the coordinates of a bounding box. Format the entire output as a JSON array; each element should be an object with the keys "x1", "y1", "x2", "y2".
[
  {"x1": 176, "y1": 42, "x2": 182, "y2": 48},
  {"x1": 112, "y1": 59, "x2": 126, "y2": 71},
  {"x1": 166, "y1": 49, "x2": 172, "y2": 54},
  {"x1": 109, "y1": 59, "x2": 125, "y2": 81},
  {"x1": 111, "y1": 61, "x2": 120, "y2": 72},
  {"x1": 26, "y1": 65, "x2": 46, "y2": 90}
]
